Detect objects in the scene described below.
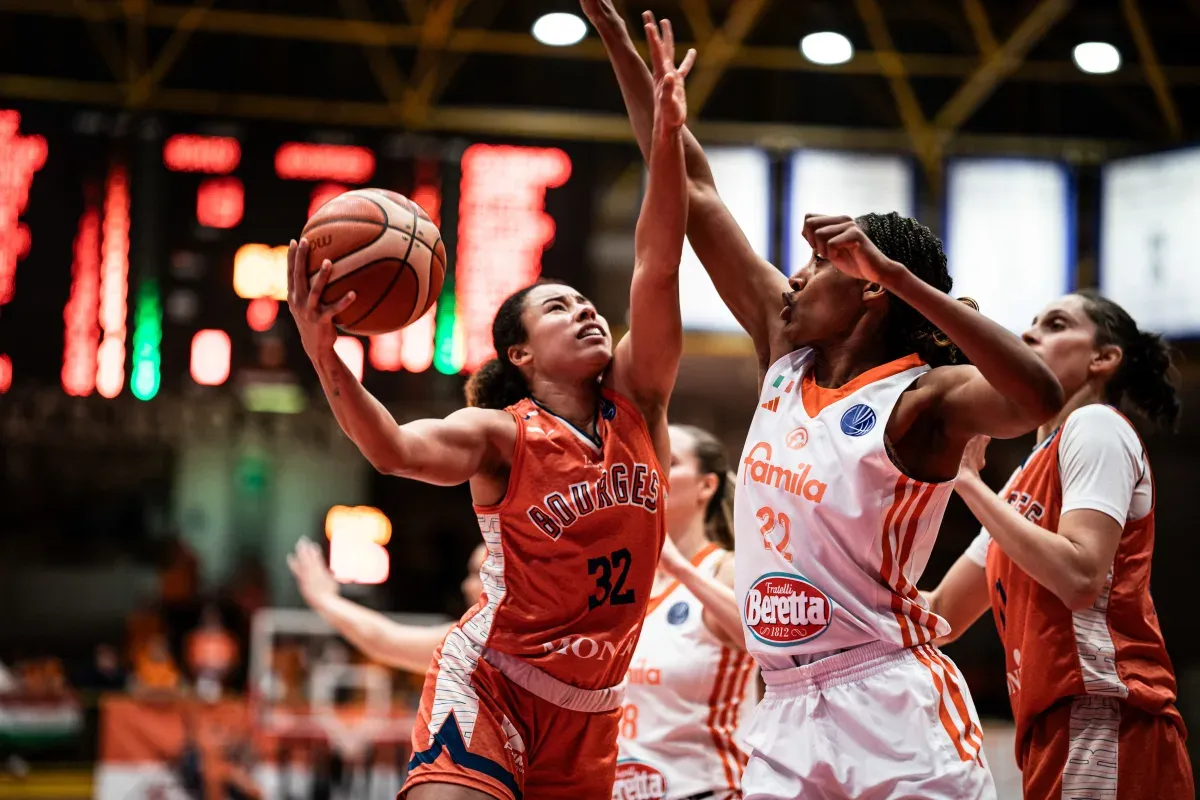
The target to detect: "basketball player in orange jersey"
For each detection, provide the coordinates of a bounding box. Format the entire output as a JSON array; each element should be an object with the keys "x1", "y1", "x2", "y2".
[
  {"x1": 289, "y1": 425, "x2": 756, "y2": 800},
  {"x1": 287, "y1": 23, "x2": 694, "y2": 800},
  {"x1": 586, "y1": 5, "x2": 1065, "y2": 797},
  {"x1": 924, "y1": 290, "x2": 1193, "y2": 800}
]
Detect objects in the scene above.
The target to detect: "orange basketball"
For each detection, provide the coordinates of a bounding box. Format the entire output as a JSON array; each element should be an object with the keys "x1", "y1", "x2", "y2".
[{"x1": 300, "y1": 188, "x2": 446, "y2": 335}]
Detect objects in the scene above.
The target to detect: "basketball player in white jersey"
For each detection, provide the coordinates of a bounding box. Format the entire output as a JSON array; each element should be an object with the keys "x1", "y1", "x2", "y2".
[
  {"x1": 615, "y1": 424, "x2": 757, "y2": 800},
  {"x1": 586, "y1": 6, "x2": 1066, "y2": 797}
]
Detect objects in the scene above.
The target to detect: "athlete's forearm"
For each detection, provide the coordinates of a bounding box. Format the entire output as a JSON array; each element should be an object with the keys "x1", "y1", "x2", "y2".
[
  {"x1": 955, "y1": 474, "x2": 1096, "y2": 610},
  {"x1": 308, "y1": 346, "x2": 407, "y2": 472},
  {"x1": 309, "y1": 592, "x2": 450, "y2": 674},
  {"x1": 885, "y1": 267, "x2": 1064, "y2": 424},
  {"x1": 671, "y1": 563, "x2": 746, "y2": 650}
]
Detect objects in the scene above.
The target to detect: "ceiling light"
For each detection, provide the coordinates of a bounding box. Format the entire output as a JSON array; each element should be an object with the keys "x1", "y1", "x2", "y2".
[
  {"x1": 801, "y1": 31, "x2": 854, "y2": 66},
  {"x1": 532, "y1": 12, "x2": 587, "y2": 47},
  {"x1": 1072, "y1": 42, "x2": 1121, "y2": 75}
]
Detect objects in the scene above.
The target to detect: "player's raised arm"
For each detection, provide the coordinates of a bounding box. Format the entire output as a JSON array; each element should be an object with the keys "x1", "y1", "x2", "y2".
[
  {"x1": 289, "y1": 538, "x2": 452, "y2": 673},
  {"x1": 610, "y1": 18, "x2": 690, "y2": 428},
  {"x1": 288, "y1": 239, "x2": 514, "y2": 485},
  {"x1": 584, "y1": 2, "x2": 788, "y2": 365}
]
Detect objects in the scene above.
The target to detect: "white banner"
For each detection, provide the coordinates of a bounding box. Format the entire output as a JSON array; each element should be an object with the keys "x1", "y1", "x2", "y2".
[
  {"x1": 1101, "y1": 147, "x2": 1200, "y2": 336},
  {"x1": 945, "y1": 159, "x2": 1073, "y2": 333},
  {"x1": 665, "y1": 148, "x2": 772, "y2": 332},
  {"x1": 787, "y1": 150, "x2": 915, "y2": 270}
]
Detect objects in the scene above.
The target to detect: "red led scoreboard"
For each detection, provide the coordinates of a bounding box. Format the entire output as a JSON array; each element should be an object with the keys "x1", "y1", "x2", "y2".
[{"x1": 0, "y1": 106, "x2": 597, "y2": 403}]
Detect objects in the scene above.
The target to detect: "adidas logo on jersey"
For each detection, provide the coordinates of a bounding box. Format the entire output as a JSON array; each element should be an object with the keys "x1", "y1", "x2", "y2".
[{"x1": 742, "y1": 442, "x2": 827, "y2": 503}]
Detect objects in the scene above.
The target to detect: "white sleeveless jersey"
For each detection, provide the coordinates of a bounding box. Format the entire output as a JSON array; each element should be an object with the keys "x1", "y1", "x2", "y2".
[
  {"x1": 735, "y1": 350, "x2": 954, "y2": 671},
  {"x1": 614, "y1": 545, "x2": 759, "y2": 800}
]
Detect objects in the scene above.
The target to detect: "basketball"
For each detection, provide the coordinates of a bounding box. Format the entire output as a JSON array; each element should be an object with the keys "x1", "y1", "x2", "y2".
[{"x1": 300, "y1": 188, "x2": 446, "y2": 336}]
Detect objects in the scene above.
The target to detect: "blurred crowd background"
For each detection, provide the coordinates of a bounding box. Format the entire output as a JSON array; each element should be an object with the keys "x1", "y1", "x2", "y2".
[{"x1": 2, "y1": 1, "x2": 1200, "y2": 798}]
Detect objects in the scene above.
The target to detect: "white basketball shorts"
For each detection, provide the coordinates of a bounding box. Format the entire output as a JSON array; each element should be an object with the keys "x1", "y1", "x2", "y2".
[{"x1": 741, "y1": 641, "x2": 997, "y2": 800}]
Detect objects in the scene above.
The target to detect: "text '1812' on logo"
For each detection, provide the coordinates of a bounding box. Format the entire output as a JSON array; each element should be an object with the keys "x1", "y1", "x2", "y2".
[{"x1": 743, "y1": 573, "x2": 832, "y2": 646}]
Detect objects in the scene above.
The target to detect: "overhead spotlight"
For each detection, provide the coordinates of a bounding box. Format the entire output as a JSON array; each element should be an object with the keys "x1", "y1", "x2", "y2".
[
  {"x1": 1072, "y1": 42, "x2": 1121, "y2": 74},
  {"x1": 801, "y1": 31, "x2": 854, "y2": 66},
  {"x1": 532, "y1": 12, "x2": 587, "y2": 47}
]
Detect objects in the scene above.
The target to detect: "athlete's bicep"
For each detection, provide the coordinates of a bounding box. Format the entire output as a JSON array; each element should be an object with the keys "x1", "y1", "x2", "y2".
[
  {"x1": 686, "y1": 182, "x2": 788, "y2": 364},
  {"x1": 933, "y1": 365, "x2": 1048, "y2": 440},
  {"x1": 390, "y1": 408, "x2": 514, "y2": 486}
]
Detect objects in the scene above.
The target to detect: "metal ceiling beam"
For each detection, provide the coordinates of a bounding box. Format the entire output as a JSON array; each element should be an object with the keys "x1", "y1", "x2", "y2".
[
  {"x1": 1121, "y1": 0, "x2": 1183, "y2": 141},
  {"x1": 934, "y1": 0, "x2": 1073, "y2": 135},
  {"x1": 10, "y1": 0, "x2": 1200, "y2": 86},
  {"x1": 336, "y1": 0, "x2": 414, "y2": 125},
  {"x1": 69, "y1": 0, "x2": 128, "y2": 81},
  {"x1": 126, "y1": 0, "x2": 214, "y2": 107},
  {"x1": 686, "y1": 0, "x2": 772, "y2": 115},
  {"x1": 0, "y1": 72, "x2": 1133, "y2": 163},
  {"x1": 854, "y1": 0, "x2": 939, "y2": 180},
  {"x1": 960, "y1": 0, "x2": 997, "y2": 57},
  {"x1": 123, "y1": 0, "x2": 146, "y2": 82},
  {"x1": 679, "y1": 0, "x2": 714, "y2": 45},
  {"x1": 408, "y1": 0, "x2": 464, "y2": 125}
]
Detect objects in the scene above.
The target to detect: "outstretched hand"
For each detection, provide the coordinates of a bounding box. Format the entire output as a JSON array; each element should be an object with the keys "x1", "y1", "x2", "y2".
[
  {"x1": 801, "y1": 214, "x2": 899, "y2": 285},
  {"x1": 957, "y1": 435, "x2": 991, "y2": 482},
  {"x1": 643, "y1": 12, "x2": 695, "y2": 131},
  {"x1": 288, "y1": 537, "x2": 340, "y2": 608},
  {"x1": 579, "y1": 0, "x2": 622, "y2": 29},
  {"x1": 287, "y1": 237, "x2": 356, "y2": 355}
]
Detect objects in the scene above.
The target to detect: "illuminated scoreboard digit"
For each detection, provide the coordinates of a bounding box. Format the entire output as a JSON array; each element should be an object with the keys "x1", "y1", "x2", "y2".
[{"x1": 455, "y1": 145, "x2": 572, "y2": 373}]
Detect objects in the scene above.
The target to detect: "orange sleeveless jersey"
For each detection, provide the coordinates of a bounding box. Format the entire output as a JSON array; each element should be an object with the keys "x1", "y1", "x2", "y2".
[
  {"x1": 464, "y1": 390, "x2": 668, "y2": 692},
  {"x1": 983, "y1": 422, "x2": 1182, "y2": 768}
]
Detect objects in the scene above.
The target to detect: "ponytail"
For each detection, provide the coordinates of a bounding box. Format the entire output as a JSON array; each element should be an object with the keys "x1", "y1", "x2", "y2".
[
  {"x1": 1076, "y1": 289, "x2": 1182, "y2": 430},
  {"x1": 705, "y1": 470, "x2": 736, "y2": 551},
  {"x1": 462, "y1": 283, "x2": 547, "y2": 410},
  {"x1": 465, "y1": 358, "x2": 530, "y2": 410}
]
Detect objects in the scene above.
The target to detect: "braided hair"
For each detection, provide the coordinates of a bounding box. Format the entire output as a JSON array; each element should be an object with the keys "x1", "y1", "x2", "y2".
[
  {"x1": 1075, "y1": 289, "x2": 1181, "y2": 430},
  {"x1": 856, "y1": 212, "x2": 975, "y2": 367}
]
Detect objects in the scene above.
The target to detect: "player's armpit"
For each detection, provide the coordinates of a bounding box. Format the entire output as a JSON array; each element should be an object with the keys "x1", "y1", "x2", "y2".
[{"x1": 383, "y1": 407, "x2": 517, "y2": 487}]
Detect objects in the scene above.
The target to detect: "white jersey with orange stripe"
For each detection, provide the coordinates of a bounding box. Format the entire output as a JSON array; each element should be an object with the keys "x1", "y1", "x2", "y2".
[
  {"x1": 734, "y1": 348, "x2": 954, "y2": 671},
  {"x1": 614, "y1": 545, "x2": 759, "y2": 800}
]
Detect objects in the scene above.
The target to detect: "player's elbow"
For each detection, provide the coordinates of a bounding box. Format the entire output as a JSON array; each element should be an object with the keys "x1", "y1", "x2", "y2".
[
  {"x1": 1020, "y1": 366, "x2": 1066, "y2": 425},
  {"x1": 1060, "y1": 573, "x2": 1105, "y2": 612}
]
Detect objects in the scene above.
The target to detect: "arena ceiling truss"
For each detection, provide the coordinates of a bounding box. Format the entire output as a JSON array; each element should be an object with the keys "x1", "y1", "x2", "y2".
[{"x1": 0, "y1": 0, "x2": 1196, "y2": 167}]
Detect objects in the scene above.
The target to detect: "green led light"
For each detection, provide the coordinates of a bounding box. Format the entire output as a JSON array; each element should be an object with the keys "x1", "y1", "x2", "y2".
[
  {"x1": 433, "y1": 281, "x2": 463, "y2": 375},
  {"x1": 130, "y1": 278, "x2": 162, "y2": 401}
]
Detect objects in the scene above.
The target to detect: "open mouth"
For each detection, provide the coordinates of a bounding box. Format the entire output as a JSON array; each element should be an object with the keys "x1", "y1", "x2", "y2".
[{"x1": 577, "y1": 323, "x2": 605, "y2": 341}]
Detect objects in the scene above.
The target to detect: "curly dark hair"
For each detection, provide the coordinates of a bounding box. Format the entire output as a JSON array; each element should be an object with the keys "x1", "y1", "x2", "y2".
[
  {"x1": 464, "y1": 280, "x2": 567, "y2": 410},
  {"x1": 856, "y1": 211, "x2": 974, "y2": 367},
  {"x1": 1075, "y1": 289, "x2": 1181, "y2": 430}
]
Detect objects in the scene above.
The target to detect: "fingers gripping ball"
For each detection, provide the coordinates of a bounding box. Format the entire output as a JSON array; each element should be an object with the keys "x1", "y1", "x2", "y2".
[{"x1": 300, "y1": 188, "x2": 446, "y2": 335}]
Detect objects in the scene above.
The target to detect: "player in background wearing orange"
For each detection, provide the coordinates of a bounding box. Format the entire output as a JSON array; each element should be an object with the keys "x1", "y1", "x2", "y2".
[
  {"x1": 586, "y1": 4, "x2": 1065, "y2": 797},
  {"x1": 290, "y1": 425, "x2": 757, "y2": 800},
  {"x1": 925, "y1": 291, "x2": 1193, "y2": 800},
  {"x1": 287, "y1": 21, "x2": 694, "y2": 800}
]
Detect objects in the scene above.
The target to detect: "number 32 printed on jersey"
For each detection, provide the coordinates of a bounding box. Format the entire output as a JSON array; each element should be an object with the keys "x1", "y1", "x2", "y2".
[
  {"x1": 757, "y1": 506, "x2": 793, "y2": 562},
  {"x1": 588, "y1": 548, "x2": 636, "y2": 609}
]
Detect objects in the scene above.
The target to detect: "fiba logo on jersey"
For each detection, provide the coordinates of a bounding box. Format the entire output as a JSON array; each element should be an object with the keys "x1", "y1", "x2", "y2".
[
  {"x1": 840, "y1": 404, "x2": 877, "y2": 437},
  {"x1": 743, "y1": 573, "x2": 832, "y2": 646},
  {"x1": 666, "y1": 601, "x2": 689, "y2": 625},
  {"x1": 612, "y1": 760, "x2": 668, "y2": 800}
]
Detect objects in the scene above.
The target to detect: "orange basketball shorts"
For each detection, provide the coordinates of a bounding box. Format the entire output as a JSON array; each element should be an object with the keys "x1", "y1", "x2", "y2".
[
  {"x1": 402, "y1": 641, "x2": 622, "y2": 800},
  {"x1": 1022, "y1": 696, "x2": 1194, "y2": 800}
]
